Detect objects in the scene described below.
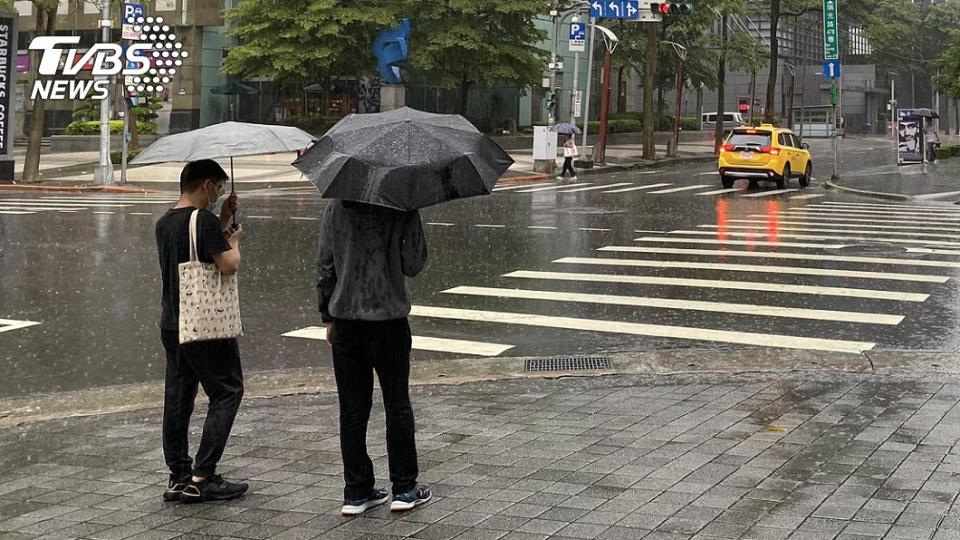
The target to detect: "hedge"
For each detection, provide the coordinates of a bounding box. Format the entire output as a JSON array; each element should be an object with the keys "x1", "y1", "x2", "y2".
[
  {"x1": 65, "y1": 120, "x2": 157, "y2": 135},
  {"x1": 110, "y1": 148, "x2": 144, "y2": 164},
  {"x1": 585, "y1": 115, "x2": 700, "y2": 133},
  {"x1": 934, "y1": 144, "x2": 960, "y2": 160}
]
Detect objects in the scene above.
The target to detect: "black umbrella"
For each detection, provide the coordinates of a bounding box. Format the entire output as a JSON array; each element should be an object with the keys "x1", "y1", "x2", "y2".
[{"x1": 292, "y1": 107, "x2": 514, "y2": 211}]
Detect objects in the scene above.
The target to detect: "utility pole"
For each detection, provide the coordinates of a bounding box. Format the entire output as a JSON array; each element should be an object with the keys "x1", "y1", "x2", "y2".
[
  {"x1": 548, "y1": 6, "x2": 561, "y2": 125},
  {"x1": 641, "y1": 23, "x2": 657, "y2": 160},
  {"x1": 94, "y1": 2, "x2": 113, "y2": 185},
  {"x1": 785, "y1": 64, "x2": 795, "y2": 130},
  {"x1": 581, "y1": 14, "x2": 597, "y2": 150},
  {"x1": 663, "y1": 42, "x2": 686, "y2": 158},
  {"x1": 570, "y1": 7, "x2": 583, "y2": 128}
]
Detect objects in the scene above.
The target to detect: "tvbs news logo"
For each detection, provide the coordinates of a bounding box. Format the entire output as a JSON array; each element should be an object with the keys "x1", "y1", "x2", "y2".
[{"x1": 28, "y1": 14, "x2": 186, "y2": 100}]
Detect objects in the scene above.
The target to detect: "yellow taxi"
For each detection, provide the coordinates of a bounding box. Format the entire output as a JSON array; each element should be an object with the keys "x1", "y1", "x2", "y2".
[{"x1": 718, "y1": 124, "x2": 812, "y2": 189}]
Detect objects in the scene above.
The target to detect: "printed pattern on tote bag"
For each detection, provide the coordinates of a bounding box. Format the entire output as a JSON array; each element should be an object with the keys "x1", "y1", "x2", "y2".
[{"x1": 178, "y1": 209, "x2": 243, "y2": 344}]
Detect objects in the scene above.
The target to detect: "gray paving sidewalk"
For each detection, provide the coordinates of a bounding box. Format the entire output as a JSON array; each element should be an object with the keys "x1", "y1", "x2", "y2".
[{"x1": 2, "y1": 372, "x2": 960, "y2": 540}]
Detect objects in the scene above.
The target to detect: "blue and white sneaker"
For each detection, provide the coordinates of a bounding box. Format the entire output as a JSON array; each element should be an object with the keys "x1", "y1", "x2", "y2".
[
  {"x1": 341, "y1": 488, "x2": 389, "y2": 516},
  {"x1": 390, "y1": 485, "x2": 432, "y2": 512}
]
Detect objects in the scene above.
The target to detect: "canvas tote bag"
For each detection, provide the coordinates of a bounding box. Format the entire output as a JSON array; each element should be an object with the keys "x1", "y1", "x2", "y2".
[{"x1": 178, "y1": 209, "x2": 242, "y2": 344}]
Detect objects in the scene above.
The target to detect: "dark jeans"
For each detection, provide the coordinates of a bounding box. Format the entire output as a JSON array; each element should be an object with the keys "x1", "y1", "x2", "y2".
[
  {"x1": 160, "y1": 329, "x2": 244, "y2": 478},
  {"x1": 561, "y1": 157, "x2": 576, "y2": 177},
  {"x1": 330, "y1": 318, "x2": 418, "y2": 499}
]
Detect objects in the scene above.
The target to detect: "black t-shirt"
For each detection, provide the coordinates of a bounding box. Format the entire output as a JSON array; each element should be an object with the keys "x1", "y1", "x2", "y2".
[{"x1": 156, "y1": 207, "x2": 232, "y2": 331}]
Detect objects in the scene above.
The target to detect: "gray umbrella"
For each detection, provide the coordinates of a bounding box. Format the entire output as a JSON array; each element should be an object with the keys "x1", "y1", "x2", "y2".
[
  {"x1": 292, "y1": 107, "x2": 514, "y2": 211},
  {"x1": 913, "y1": 108, "x2": 939, "y2": 119}
]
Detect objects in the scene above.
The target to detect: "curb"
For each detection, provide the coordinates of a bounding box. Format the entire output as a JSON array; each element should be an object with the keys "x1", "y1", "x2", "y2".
[
  {"x1": 824, "y1": 179, "x2": 914, "y2": 202},
  {"x1": 0, "y1": 183, "x2": 161, "y2": 194},
  {"x1": 494, "y1": 173, "x2": 550, "y2": 186},
  {"x1": 575, "y1": 154, "x2": 716, "y2": 177}
]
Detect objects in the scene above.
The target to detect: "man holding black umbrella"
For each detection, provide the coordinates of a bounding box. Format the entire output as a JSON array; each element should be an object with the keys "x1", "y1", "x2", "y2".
[{"x1": 317, "y1": 200, "x2": 431, "y2": 515}]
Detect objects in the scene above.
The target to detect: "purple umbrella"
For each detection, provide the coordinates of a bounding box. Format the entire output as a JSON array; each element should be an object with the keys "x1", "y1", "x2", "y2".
[{"x1": 549, "y1": 122, "x2": 582, "y2": 135}]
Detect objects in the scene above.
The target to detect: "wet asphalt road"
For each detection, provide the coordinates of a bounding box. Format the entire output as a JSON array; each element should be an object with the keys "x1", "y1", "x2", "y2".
[{"x1": 1, "y1": 141, "x2": 959, "y2": 398}]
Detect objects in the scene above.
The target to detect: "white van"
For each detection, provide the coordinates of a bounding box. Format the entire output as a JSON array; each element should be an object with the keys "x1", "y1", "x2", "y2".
[{"x1": 702, "y1": 112, "x2": 746, "y2": 129}]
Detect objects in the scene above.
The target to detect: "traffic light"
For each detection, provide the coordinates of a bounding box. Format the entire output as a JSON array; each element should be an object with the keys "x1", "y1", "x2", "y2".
[{"x1": 650, "y1": 2, "x2": 694, "y2": 15}]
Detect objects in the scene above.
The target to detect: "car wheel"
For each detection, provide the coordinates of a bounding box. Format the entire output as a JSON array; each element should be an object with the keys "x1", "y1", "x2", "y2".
[
  {"x1": 748, "y1": 179, "x2": 759, "y2": 190},
  {"x1": 777, "y1": 164, "x2": 789, "y2": 189},
  {"x1": 799, "y1": 162, "x2": 812, "y2": 188},
  {"x1": 721, "y1": 175, "x2": 734, "y2": 189}
]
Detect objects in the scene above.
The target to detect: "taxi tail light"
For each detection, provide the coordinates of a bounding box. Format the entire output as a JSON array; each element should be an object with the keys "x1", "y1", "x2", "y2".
[
  {"x1": 758, "y1": 146, "x2": 779, "y2": 155},
  {"x1": 722, "y1": 144, "x2": 734, "y2": 152}
]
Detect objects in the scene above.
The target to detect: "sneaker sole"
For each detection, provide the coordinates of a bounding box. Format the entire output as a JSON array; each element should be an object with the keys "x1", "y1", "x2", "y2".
[
  {"x1": 179, "y1": 487, "x2": 248, "y2": 504},
  {"x1": 341, "y1": 495, "x2": 389, "y2": 516},
  {"x1": 162, "y1": 490, "x2": 183, "y2": 502},
  {"x1": 390, "y1": 493, "x2": 432, "y2": 512}
]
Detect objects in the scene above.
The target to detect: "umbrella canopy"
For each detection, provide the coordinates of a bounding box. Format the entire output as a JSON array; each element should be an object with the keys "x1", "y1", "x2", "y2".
[
  {"x1": 131, "y1": 121, "x2": 315, "y2": 165},
  {"x1": 210, "y1": 81, "x2": 258, "y2": 95},
  {"x1": 913, "y1": 108, "x2": 939, "y2": 119},
  {"x1": 292, "y1": 107, "x2": 513, "y2": 211},
  {"x1": 549, "y1": 122, "x2": 582, "y2": 135},
  {"x1": 303, "y1": 83, "x2": 325, "y2": 94}
]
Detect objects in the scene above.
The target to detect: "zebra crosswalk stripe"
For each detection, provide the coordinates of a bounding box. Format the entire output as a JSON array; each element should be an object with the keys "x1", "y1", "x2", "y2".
[
  {"x1": 558, "y1": 183, "x2": 633, "y2": 193},
  {"x1": 0, "y1": 319, "x2": 41, "y2": 333},
  {"x1": 493, "y1": 182, "x2": 553, "y2": 192},
  {"x1": 516, "y1": 183, "x2": 593, "y2": 193},
  {"x1": 552, "y1": 256, "x2": 948, "y2": 283},
  {"x1": 785, "y1": 209, "x2": 960, "y2": 221},
  {"x1": 602, "y1": 183, "x2": 672, "y2": 193},
  {"x1": 727, "y1": 219, "x2": 960, "y2": 234},
  {"x1": 789, "y1": 194, "x2": 826, "y2": 200},
  {"x1": 696, "y1": 188, "x2": 742, "y2": 196},
  {"x1": 751, "y1": 213, "x2": 960, "y2": 228},
  {"x1": 698, "y1": 224, "x2": 960, "y2": 241},
  {"x1": 442, "y1": 286, "x2": 904, "y2": 325},
  {"x1": 409, "y1": 305, "x2": 875, "y2": 354},
  {"x1": 597, "y1": 245, "x2": 960, "y2": 269},
  {"x1": 670, "y1": 229, "x2": 960, "y2": 249},
  {"x1": 740, "y1": 189, "x2": 800, "y2": 198},
  {"x1": 635, "y1": 235, "x2": 848, "y2": 250},
  {"x1": 820, "y1": 201, "x2": 960, "y2": 213},
  {"x1": 503, "y1": 270, "x2": 929, "y2": 302},
  {"x1": 282, "y1": 326, "x2": 514, "y2": 356},
  {"x1": 647, "y1": 185, "x2": 712, "y2": 194}
]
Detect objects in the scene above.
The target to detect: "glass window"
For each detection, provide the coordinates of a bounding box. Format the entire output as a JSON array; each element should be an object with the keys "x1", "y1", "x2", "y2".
[{"x1": 728, "y1": 130, "x2": 772, "y2": 147}]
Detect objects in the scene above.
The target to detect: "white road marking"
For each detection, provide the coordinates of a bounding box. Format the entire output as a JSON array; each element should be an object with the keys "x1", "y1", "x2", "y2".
[
  {"x1": 671, "y1": 229, "x2": 960, "y2": 249},
  {"x1": 579, "y1": 227, "x2": 611, "y2": 232},
  {"x1": 129, "y1": 212, "x2": 154, "y2": 216},
  {"x1": 475, "y1": 224, "x2": 506, "y2": 228},
  {"x1": 906, "y1": 247, "x2": 960, "y2": 256},
  {"x1": 443, "y1": 286, "x2": 903, "y2": 325},
  {"x1": 282, "y1": 326, "x2": 514, "y2": 356},
  {"x1": 0, "y1": 201, "x2": 132, "y2": 208},
  {"x1": 246, "y1": 215, "x2": 273, "y2": 219},
  {"x1": 635, "y1": 235, "x2": 848, "y2": 250},
  {"x1": 493, "y1": 182, "x2": 553, "y2": 192},
  {"x1": 553, "y1": 256, "x2": 947, "y2": 283},
  {"x1": 696, "y1": 188, "x2": 742, "y2": 196},
  {"x1": 821, "y1": 201, "x2": 960, "y2": 212},
  {"x1": 504, "y1": 270, "x2": 928, "y2": 302},
  {"x1": 597, "y1": 245, "x2": 960, "y2": 270},
  {"x1": 91, "y1": 211, "x2": 115, "y2": 215},
  {"x1": 789, "y1": 193, "x2": 827, "y2": 200},
  {"x1": 790, "y1": 208, "x2": 960, "y2": 220},
  {"x1": 290, "y1": 217, "x2": 319, "y2": 221},
  {"x1": 517, "y1": 183, "x2": 593, "y2": 193},
  {"x1": 528, "y1": 225, "x2": 559, "y2": 230},
  {"x1": 603, "y1": 183, "x2": 672, "y2": 193},
  {"x1": 740, "y1": 189, "x2": 800, "y2": 198},
  {"x1": 698, "y1": 171, "x2": 720, "y2": 176},
  {"x1": 0, "y1": 206, "x2": 90, "y2": 212},
  {"x1": 633, "y1": 230, "x2": 670, "y2": 234},
  {"x1": 698, "y1": 224, "x2": 960, "y2": 241},
  {"x1": 730, "y1": 218, "x2": 960, "y2": 234},
  {"x1": 0, "y1": 211, "x2": 36, "y2": 215},
  {"x1": 33, "y1": 198, "x2": 171, "y2": 205},
  {"x1": 410, "y1": 305, "x2": 875, "y2": 354},
  {"x1": 647, "y1": 184, "x2": 712, "y2": 194},
  {"x1": 557, "y1": 182, "x2": 634, "y2": 193},
  {"x1": 916, "y1": 190, "x2": 960, "y2": 201},
  {"x1": 427, "y1": 222, "x2": 455, "y2": 226},
  {"x1": 0, "y1": 319, "x2": 41, "y2": 333},
  {"x1": 57, "y1": 210, "x2": 78, "y2": 213},
  {"x1": 751, "y1": 213, "x2": 960, "y2": 228}
]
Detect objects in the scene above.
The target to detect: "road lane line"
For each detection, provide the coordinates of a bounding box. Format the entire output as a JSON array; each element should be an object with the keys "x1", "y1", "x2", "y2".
[
  {"x1": 0, "y1": 201, "x2": 133, "y2": 208},
  {"x1": 557, "y1": 182, "x2": 634, "y2": 193},
  {"x1": 91, "y1": 211, "x2": 115, "y2": 215},
  {"x1": 635, "y1": 235, "x2": 849, "y2": 250},
  {"x1": 788, "y1": 194, "x2": 827, "y2": 200},
  {"x1": 475, "y1": 224, "x2": 506, "y2": 228},
  {"x1": 916, "y1": 190, "x2": 960, "y2": 201},
  {"x1": 517, "y1": 183, "x2": 593, "y2": 193},
  {"x1": 246, "y1": 215, "x2": 273, "y2": 219},
  {"x1": 0, "y1": 211, "x2": 36, "y2": 215},
  {"x1": 698, "y1": 171, "x2": 720, "y2": 176},
  {"x1": 290, "y1": 217, "x2": 319, "y2": 221},
  {"x1": 409, "y1": 305, "x2": 875, "y2": 354},
  {"x1": 740, "y1": 189, "x2": 800, "y2": 198},
  {"x1": 579, "y1": 228, "x2": 612, "y2": 232},
  {"x1": 698, "y1": 224, "x2": 960, "y2": 241},
  {"x1": 750, "y1": 213, "x2": 960, "y2": 228},
  {"x1": 647, "y1": 184, "x2": 712, "y2": 194},
  {"x1": 493, "y1": 182, "x2": 553, "y2": 192},
  {"x1": 670, "y1": 229, "x2": 960, "y2": 248},
  {"x1": 728, "y1": 218, "x2": 960, "y2": 234},
  {"x1": 821, "y1": 201, "x2": 960, "y2": 212},
  {"x1": 282, "y1": 326, "x2": 514, "y2": 356},
  {"x1": 603, "y1": 183, "x2": 672, "y2": 193},
  {"x1": 528, "y1": 226, "x2": 559, "y2": 230},
  {"x1": 696, "y1": 188, "x2": 743, "y2": 196},
  {"x1": 129, "y1": 212, "x2": 154, "y2": 216},
  {"x1": 597, "y1": 245, "x2": 960, "y2": 271},
  {"x1": 552, "y1": 256, "x2": 946, "y2": 283},
  {"x1": 443, "y1": 286, "x2": 903, "y2": 325},
  {"x1": 0, "y1": 206, "x2": 87, "y2": 212},
  {"x1": 786, "y1": 208, "x2": 960, "y2": 220},
  {"x1": 0, "y1": 319, "x2": 41, "y2": 333},
  {"x1": 906, "y1": 248, "x2": 960, "y2": 256},
  {"x1": 427, "y1": 222, "x2": 455, "y2": 226},
  {"x1": 504, "y1": 270, "x2": 928, "y2": 302}
]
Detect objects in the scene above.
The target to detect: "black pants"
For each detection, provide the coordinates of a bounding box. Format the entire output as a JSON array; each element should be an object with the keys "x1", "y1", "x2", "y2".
[
  {"x1": 330, "y1": 318, "x2": 418, "y2": 499},
  {"x1": 561, "y1": 157, "x2": 576, "y2": 177},
  {"x1": 160, "y1": 329, "x2": 244, "y2": 477}
]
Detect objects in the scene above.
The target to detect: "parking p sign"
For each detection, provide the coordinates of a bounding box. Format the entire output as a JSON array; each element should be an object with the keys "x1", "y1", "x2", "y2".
[
  {"x1": 122, "y1": 3, "x2": 146, "y2": 40},
  {"x1": 569, "y1": 22, "x2": 586, "y2": 53}
]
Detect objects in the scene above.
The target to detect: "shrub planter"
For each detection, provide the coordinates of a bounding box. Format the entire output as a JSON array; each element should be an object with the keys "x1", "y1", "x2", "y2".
[{"x1": 51, "y1": 135, "x2": 160, "y2": 153}]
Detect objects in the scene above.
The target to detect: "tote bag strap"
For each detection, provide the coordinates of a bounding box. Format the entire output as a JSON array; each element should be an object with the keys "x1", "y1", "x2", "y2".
[{"x1": 188, "y1": 209, "x2": 200, "y2": 263}]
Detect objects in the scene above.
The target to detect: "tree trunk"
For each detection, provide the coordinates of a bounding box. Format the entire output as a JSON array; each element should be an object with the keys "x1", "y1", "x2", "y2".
[
  {"x1": 763, "y1": 0, "x2": 780, "y2": 124},
  {"x1": 657, "y1": 84, "x2": 664, "y2": 118},
  {"x1": 616, "y1": 66, "x2": 625, "y2": 113},
  {"x1": 715, "y1": 14, "x2": 728, "y2": 155},
  {"x1": 22, "y1": 8, "x2": 57, "y2": 183},
  {"x1": 954, "y1": 99, "x2": 959, "y2": 135},
  {"x1": 642, "y1": 23, "x2": 657, "y2": 160},
  {"x1": 458, "y1": 73, "x2": 470, "y2": 117}
]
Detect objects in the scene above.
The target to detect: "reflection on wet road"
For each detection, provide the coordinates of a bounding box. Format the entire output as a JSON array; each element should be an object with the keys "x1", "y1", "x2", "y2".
[{"x1": 1, "y1": 165, "x2": 959, "y2": 397}]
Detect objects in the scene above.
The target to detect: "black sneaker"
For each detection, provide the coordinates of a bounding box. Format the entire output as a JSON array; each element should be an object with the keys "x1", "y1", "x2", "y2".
[
  {"x1": 341, "y1": 488, "x2": 389, "y2": 516},
  {"x1": 163, "y1": 474, "x2": 191, "y2": 502},
  {"x1": 179, "y1": 474, "x2": 248, "y2": 503},
  {"x1": 390, "y1": 485, "x2": 432, "y2": 512}
]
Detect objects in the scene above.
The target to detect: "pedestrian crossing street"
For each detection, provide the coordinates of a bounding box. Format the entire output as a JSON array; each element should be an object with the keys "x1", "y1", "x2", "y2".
[
  {"x1": 493, "y1": 179, "x2": 825, "y2": 200},
  {"x1": 0, "y1": 194, "x2": 177, "y2": 216},
  {"x1": 286, "y1": 199, "x2": 960, "y2": 357}
]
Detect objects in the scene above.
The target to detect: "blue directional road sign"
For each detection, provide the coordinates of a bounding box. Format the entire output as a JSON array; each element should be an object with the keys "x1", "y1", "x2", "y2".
[
  {"x1": 590, "y1": 0, "x2": 641, "y2": 19},
  {"x1": 823, "y1": 59, "x2": 841, "y2": 79}
]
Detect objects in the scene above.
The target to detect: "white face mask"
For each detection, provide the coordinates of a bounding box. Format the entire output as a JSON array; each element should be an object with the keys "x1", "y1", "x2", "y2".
[{"x1": 206, "y1": 181, "x2": 224, "y2": 212}]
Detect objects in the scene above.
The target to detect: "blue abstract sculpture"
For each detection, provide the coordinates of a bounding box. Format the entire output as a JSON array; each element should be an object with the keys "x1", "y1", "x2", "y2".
[{"x1": 372, "y1": 18, "x2": 410, "y2": 85}]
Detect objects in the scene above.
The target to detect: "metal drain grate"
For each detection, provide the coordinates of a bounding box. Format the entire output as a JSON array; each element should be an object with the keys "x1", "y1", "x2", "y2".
[{"x1": 524, "y1": 356, "x2": 611, "y2": 372}]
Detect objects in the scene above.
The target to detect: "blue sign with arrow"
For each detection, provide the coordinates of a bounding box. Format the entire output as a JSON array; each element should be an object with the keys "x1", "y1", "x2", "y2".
[
  {"x1": 822, "y1": 59, "x2": 841, "y2": 79},
  {"x1": 590, "y1": 0, "x2": 641, "y2": 19}
]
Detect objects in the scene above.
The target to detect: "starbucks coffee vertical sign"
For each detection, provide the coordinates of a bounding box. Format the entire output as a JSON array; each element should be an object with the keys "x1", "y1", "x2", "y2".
[{"x1": 0, "y1": 13, "x2": 16, "y2": 182}]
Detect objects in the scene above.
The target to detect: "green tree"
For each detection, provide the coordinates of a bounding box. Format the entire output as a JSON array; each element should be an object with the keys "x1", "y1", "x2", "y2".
[
  {"x1": 404, "y1": 0, "x2": 546, "y2": 116},
  {"x1": 727, "y1": 27, "x2": 768, "y2": 124},
  {"x1": 22, "y1": 0, "x2": 59, "y2": 183},
  {"x1": 758, "y1": 0, "x2": 818, "y2": 123}
]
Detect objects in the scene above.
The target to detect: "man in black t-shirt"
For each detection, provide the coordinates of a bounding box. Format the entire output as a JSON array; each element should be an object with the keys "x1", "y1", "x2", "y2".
[{"x1": 155, "y1": 159, "x2": 246, "y2": 503}]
